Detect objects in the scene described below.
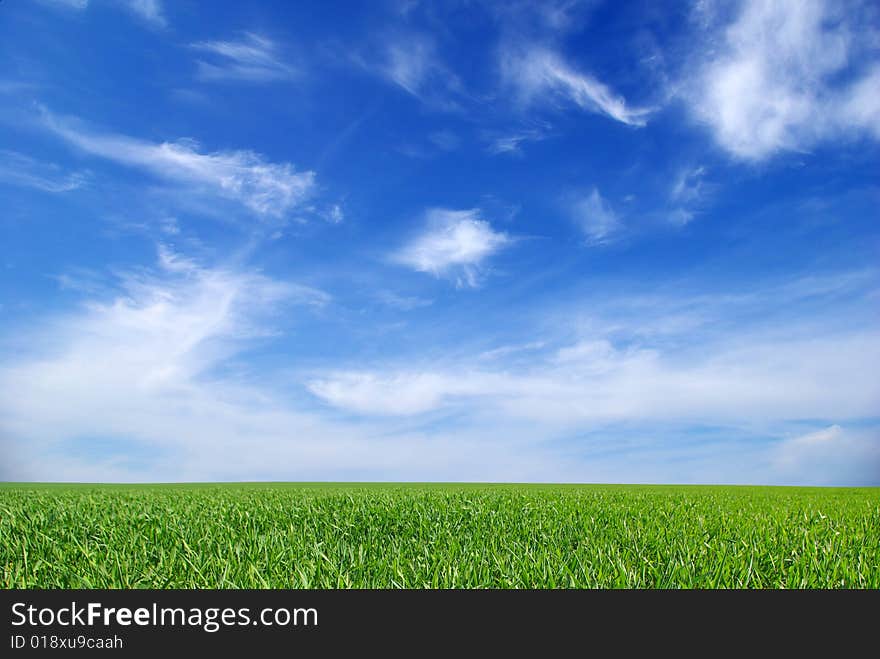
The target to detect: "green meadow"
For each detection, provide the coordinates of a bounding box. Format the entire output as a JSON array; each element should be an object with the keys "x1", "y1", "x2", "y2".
[{"x1": 1, "y1": 483, "x2": 877, "y2": 588}]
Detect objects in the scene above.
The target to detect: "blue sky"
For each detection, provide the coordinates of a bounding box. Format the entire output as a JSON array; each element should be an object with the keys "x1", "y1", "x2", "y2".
[{"x1": 1, "y1": 0, "x2": 878, "y2": 484}]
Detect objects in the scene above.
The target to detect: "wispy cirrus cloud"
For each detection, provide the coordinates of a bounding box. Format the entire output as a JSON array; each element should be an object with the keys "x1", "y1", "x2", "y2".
[
  {"x1": 383, "y1": 33, "x2": 436, "y2": 95},
  {"x1": 190, "y1": 33, "x2": 296, "y2": 83},
  {"x1": 393, "y1": 208, "x2": 512, "y2": 287},
  {"x1": 484, "y1": 125, "x2": 549, "y2": 155},
  {"x1": 428, "y1": 130, "x2": 460, "y2": 152},
  {"x1": 374, "y1": 290, "x2": 433, "y2": 311},
  {"x1": 0, "y1": 150, "x2": 89, "y2": 193},
  {"x1": 357, "y1": 32, "x2": 464, "y2": 111},
  {"x1": 487, "y1": 0, "x2": 594, "y2": 34},
  {"x1": 500, "y1": 44, "x2": 652, "y2": 126},
  {"x1": 38, "y1": 0, "x2": 89, "y2": 8},
  {"x1": 41, "y1": 108, "x2": 315, "y2": 218},
  {"x1": 4, "y1": 245, "x2": 319, "y2": 409},
  {"x1": 479, "y1": 341, "x2": 546, "y2": 361},
  {"x1": 119, "y1": 0, "x2": 165, "y2": 27},
  {"x1": 667, "y1": 165, "x2": 713, "y2": 226},
  {"x1": 40, "y1": 0, "x2": 166, "y2": 27},
  {"x1": 487, "y1": 134, "x2": 531, "y2": 155},
  {"x1": 686, "y1": 0, "x2": 880, "y2": 160},
  {"x1": 566, "y1": 187, "x2": 622, "y2": 244},
  {"x1": 670, "y1": 166, "x2": 706, "y2": 205}
]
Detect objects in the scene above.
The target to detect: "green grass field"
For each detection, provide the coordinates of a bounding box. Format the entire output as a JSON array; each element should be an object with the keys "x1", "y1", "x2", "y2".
[{"x1": 2, "y1": 483, "x2": 878, "y2": 588}]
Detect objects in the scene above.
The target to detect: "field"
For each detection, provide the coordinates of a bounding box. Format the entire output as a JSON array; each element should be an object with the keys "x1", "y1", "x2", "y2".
[{"x1": 1, "y1": 483, "x2": 878, "y2": 588}]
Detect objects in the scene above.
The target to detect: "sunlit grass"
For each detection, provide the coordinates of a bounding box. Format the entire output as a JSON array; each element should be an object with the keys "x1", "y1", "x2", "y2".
[{"x1": 1, "y1": 483, "x2": 877, "y2": 588}]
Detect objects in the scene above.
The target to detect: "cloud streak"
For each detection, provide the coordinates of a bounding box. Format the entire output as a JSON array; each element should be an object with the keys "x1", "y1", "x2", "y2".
[
  {"x1": 773, "y1": 425, "x2": 880, "y2": 486},
  {"x1": 120, "y1": 0, "x2": 165, "y2": 27},
  {"x1": 191, "y1": 33, "x2": 296, "y2": 83},
  {"x1": 308, "y1": 328, "x2": 880, "y2": 424},
  {"x1": 357, "y1": 32, "x2": 464, "y2": 111},
  {"x1": 0, "y1": 150, "x2": 89, "y2": 193},
  {"x1": 667, "y1": 165, "x2": 712, "y2": 225},
  {"x1": 41, "y1": 109, "x2": 315, "y2": 218},
  {"x1": 485, "y1": 126, "x2": 549, "y2": 155},
  {"x1": 42, "y1": 0, "x2": 167, "y2": 27},
  {"x1": 501, "y1": 45, "x2": 651, "y2": 126},
  {"x1": 567, "y1": 187, "x2": 622, "y2": 244}
]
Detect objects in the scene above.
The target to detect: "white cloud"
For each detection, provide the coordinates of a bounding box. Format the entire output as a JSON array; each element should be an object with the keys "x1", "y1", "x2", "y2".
[
  {"x1": 375, "y1": 290, "x2": 433, "y2": 311},
  {"x1": 309, "y1": 270, "x2": 880, "y2": 442},
  {"x1": 159, "y1": 216, "x2": 180, "y2": 235},
  {"x1": 553, "y1": 339, "x2": 618, "y2": 370},
  {"x1": 500, "y1": 45, "x2": 651, "y2": 126},
  {"x1": 840, "y1": 64, "x2": 880, "y2": 139},
  {"x1": 53, "y1": 267, "x2": 112, "y2": 296},
  {"x1": 777, "y1": 425, "x2": 843, "y2": 458},
  {"x1": 309, "y1": 372, "x2": 459, "y2": 416},
  {"x1": 667, "y1": 208, "x2": 695, "y2": 226},
  {"x1": 393, "y1": 208, "x2": 512, "y2": 287},
  {"x1": 0, "y1": 150, "x2": 89, "y2": 193},
  {"x1": 530, "y1": 0, "x2": 588, "y2": 32},
  {"x1": 0, "y1": 250, "x2": 573, "y2": 482},
  {"x1": 688, "y1": 0, "x2": 880, "y2": 159},
  {"x1": 46, "y1": 0, "x2": 166, "y2": 27},
  {"x1": 773, "y1": 425, "x2": 880, "y2": 486},
  {"x1": 191, "y1": 33, "x2": 296, "y2": 83},
  {"x1": 42, "y1": 109, "x2": 315, "y2": 218},
  {"x1": 360, "y1": 33, "x2": 463, "y2": 111},
  {"x1": 488, "y1": 134, "x2": 529, "y2": 155},
  {"x1": 428, "y1": 130, "x2": 460, "y2": 151},
  {"x1": 326, "y1": 204, "x2": 344, "y2": 224},
  {"x1": 39, "y1": 0, "x2": 89, "y2": 9},
  {"x1": 3, "y1": 249, "x2": 298, "y2": 415},
  {"x1": 670, "y1": 166, "x2": 706, "y2": 204},
  {"x1": 384, "y1": 34, "x2": 434, "y2": 95},
  {"x1": 667, "y1": 165, "x2": 710, "y2": 226},
  {"x1": 479, "y1": 341, "x2": 545, "y2": 361},
  {"x1": 485, "y1": 127, "x2": 549, "y2": 155},
  {"x1": 119, "y1": 0, "x2": 165, "y2": 27},
  {"x1": 309, "y1": 325, "x2": 880, "y2": 432},
  {"x1": 3, "y1": 258, "x2": 877, "y2": 485},
  {"x1": 567, "y1": 187, "x2": 622, "y2": 244},
  {"x1": 487, "y1": 1, "x2": 595, "y2": 37}
]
